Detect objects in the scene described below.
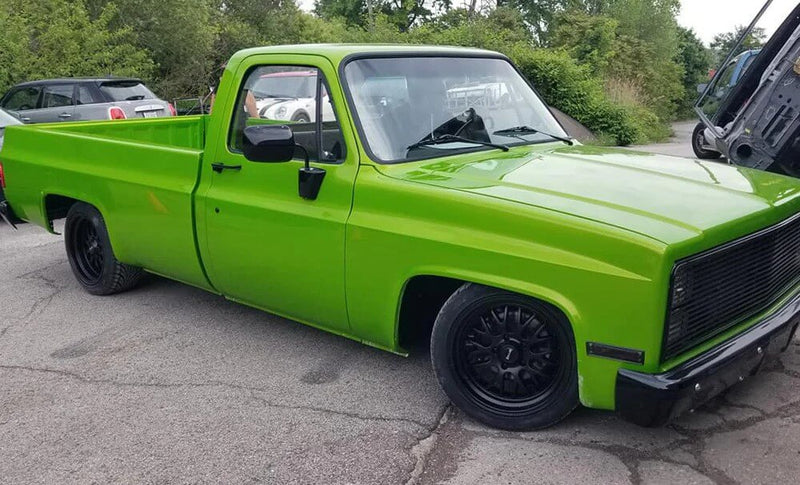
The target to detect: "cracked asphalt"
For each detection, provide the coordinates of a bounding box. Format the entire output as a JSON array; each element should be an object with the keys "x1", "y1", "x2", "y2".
[{"x1": 1, "y1": 125, "x2": 799, "y2": 484}]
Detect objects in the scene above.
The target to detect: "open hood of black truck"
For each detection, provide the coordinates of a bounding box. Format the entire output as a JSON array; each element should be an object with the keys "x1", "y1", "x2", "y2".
[{"x1": 696, "y1": 1, "x2": 800, "y2": 176}]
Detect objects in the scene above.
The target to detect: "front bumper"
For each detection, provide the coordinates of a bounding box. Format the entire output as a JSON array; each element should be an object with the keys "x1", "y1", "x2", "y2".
[{"x1": 616, "y1": 291, "x2": 800, "y2": 427}]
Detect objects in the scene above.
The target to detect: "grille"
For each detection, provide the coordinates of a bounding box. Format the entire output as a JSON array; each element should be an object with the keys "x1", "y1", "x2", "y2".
[{"x1": 663, "y1": 212, "x2": 800, "y2": 361}]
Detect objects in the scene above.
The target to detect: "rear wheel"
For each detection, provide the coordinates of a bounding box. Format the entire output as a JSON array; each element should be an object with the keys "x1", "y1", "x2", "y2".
[
  {"x1": 692, "y1": 122, "x2": 722, "y2": 160},
  {"x1": 64, "y1": 202, "x2": 144, "y2": 295},
  {"x1": 431, "y1": 284, "x2": 578, "y2": 430}
]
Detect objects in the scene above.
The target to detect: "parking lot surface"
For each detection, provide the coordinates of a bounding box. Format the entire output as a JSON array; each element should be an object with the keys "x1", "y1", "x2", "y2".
[{"x1": 2, "y1": 127, "x2": 799, "y2": 484}]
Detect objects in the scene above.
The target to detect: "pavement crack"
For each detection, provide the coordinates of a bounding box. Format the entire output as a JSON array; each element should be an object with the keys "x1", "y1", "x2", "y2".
[
  {"x1": 247, "y1": 390, "x2": 431, "y2": 428},
  {"x1": 405, "y1": 404, "x2": 451, "y2": 485},
  {"x1": 465, "y1": 432, "x2": 715, "y2": 485},
  {"x1": 666, "y1": 398, "x2": 800, "y2": 485},
  {"x1": 0, "y1": 364, "x2": 432, "y2": 429}
]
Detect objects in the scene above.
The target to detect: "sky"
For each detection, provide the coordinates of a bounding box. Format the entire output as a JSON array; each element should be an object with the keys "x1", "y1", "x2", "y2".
[{"x1": 679, "y1": 0, "x2": 797, "y2": 45}]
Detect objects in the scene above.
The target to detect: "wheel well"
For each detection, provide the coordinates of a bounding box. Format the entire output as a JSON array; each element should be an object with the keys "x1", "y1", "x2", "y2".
[
  {"x1": 44, "y1": 194, "x2": 79, "y2": 227},
  {"x1": 398, "y1": 277, "x2": 576, "y2": 352},
  {"x1": 398, "y1": 276, "x2": 464, "y2": 350}
]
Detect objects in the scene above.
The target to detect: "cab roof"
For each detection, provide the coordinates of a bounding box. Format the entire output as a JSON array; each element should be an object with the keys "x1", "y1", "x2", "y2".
[{"x1": 229, "y1": 44, "x2": 505, "y2": 67}]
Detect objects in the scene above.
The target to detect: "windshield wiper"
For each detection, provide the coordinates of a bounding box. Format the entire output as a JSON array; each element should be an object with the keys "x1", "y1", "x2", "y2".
[
  {"x1": 493, "y1": 126, "x2": 574, "y2": 146},
  {"x1": 407, "y1": 134, "x2": 509, "y2": 153}
]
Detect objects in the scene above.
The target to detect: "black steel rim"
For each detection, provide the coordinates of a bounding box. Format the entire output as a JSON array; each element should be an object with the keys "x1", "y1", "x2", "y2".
[
  {"x1": 70, "y1": 216, "x2": 104, "y2": 284},
  {"x1": 454, "y1": 303, "x2": 564, "y2": 413}
]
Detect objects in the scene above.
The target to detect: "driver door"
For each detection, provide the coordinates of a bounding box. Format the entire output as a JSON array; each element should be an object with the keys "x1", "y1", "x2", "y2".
[{"x1": 197, "y1": 55, "x2": 358, "y2": 334}]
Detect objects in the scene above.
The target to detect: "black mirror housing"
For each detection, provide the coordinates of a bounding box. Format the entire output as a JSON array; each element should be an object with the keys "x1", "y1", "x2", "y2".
[{"x1": 242, "y1": 125, "x2": 295, "y2": 163}]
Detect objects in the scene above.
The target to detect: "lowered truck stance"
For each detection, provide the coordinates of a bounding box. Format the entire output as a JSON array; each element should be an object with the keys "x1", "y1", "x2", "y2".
[{"x1": 2, "y1": 45, "x2": 800, "y2": 430}]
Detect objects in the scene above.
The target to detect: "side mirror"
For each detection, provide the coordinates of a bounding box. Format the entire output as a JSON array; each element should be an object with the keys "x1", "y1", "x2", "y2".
[
  {"x1": 242, "y1": 125, "x2": 296, "y2": 163},
  {"x1": 697, "y1": 83, "x2": 709, "y2": 95},
  {"x1": 241, "y1": 124, "x2": 327, "y2": 201}
]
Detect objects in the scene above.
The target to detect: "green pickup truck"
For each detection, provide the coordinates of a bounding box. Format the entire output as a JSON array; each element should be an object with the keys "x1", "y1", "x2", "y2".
[{"x1": 2, "y1": 45, "x2": 799, "y2": 430}]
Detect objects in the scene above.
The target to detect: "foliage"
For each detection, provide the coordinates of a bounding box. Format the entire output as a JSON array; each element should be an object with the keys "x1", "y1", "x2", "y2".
[
  {"x1": 676, "y1": 27, "x2": 712, "y2": 116},
  {"x1": 0, "y1": 0, "x2": 153, "y2": 94},
  {"x1": 551, "y1": 11, "x2": 618, "y2": 73},
  {"x1": 315, "y1": 0, "x2": 450, "y2": 31},
  {"x1": 508, "y1": 46, "x2": 652, "y2": 145}
]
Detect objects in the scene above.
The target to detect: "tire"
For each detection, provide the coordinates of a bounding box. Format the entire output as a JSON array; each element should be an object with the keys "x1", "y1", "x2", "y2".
[
  {"x1": 692, "y1": 122, "x2": 722, "y2": 160},
  {"x1": 64, "y1": 202, "x2": 144, "y2": 295},
  {"x1": 431, "y1": 284, "x2": 578, "y2": 430},
  {"x1": 292, "y1": 113, "x2": 311, "y2": 123}
]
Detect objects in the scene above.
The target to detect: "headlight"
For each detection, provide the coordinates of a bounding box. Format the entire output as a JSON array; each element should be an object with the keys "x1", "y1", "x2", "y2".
[{"x1": 276, "y1": 106, "x2": 287, "y2": 118}]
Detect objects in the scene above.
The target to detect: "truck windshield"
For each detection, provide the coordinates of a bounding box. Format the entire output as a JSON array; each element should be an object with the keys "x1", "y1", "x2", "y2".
[{"x1": 343, "y1": 56, "x2": 567, "y2": 163}]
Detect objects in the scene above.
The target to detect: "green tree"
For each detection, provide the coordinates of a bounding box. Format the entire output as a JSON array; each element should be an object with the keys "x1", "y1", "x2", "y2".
[
  {"x1": 497, "y1": 0, "x2": 569, "y2": 42},
  {"x1": 0, "y1": 0, "x2": 154, "y2": 96},
  {"x1": 550, "y1": 10, "x2": 618, "y2": 73},
  {"x1": 314, "y1": 0, "x2": 448, "y2": 31},
  {"x1": 85, "y1": 0, "x2": 218, "y2": 99},
  {"x1": 676, "y1": 27, "x2": 711, "y2": 115}
]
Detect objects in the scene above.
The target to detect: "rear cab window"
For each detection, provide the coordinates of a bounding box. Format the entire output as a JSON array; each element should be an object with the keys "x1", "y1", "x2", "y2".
[
  {"x1": 99, "y1": 81, "x2": 156, "y2": 102},
  {"x1": 228, "y1": 65, "x2": 346, "y2": 163}
]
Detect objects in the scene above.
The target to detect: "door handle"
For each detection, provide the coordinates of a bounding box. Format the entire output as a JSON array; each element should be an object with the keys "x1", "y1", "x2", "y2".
[
  {"x1": 20, "y1": 117, "x2": 31, "y2": 123},
  {"x1": 211, "y1": 163, "x2": 242, "y2": 173},
  {"x1": 58, "y1": 113, "x2": 72, "y2": 119}
]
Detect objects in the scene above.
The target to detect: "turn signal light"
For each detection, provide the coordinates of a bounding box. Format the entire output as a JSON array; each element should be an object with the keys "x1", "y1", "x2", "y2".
[
  {"x1": 168, "y1": 103, "x2": 177, "y2": 116},
  {"x1": 0, "y1": 161, "x2": 5, "y2": 189},
  {"x1": 108, "y1": 107, "x2": 127, "y2": 120}
]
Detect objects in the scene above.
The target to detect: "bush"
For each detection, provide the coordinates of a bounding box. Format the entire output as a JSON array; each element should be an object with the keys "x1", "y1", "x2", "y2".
[{"x1": 508, "y1": 46, "x2": 652, "y2": 145}]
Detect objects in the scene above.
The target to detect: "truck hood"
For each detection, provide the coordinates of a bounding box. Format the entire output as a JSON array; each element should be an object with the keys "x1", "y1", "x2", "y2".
[{"x1": 376, "y1": 144, "x2": 800, "y2": 246}]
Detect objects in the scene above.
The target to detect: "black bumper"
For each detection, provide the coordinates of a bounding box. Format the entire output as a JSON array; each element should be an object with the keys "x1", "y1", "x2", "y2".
[{"x1": 616, "y1": 291, "x2": 800, "y2": 427}]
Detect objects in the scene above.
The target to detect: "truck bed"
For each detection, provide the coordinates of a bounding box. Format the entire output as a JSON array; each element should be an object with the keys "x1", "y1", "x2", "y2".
[{"x1": 1, "y1": 116, "x2": 212, "y2": 290}]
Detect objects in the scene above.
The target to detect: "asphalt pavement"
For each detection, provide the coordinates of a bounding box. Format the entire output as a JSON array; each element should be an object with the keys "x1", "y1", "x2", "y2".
[{"x1": 2, "y1": 123, "x2": 799, "y2": 484}]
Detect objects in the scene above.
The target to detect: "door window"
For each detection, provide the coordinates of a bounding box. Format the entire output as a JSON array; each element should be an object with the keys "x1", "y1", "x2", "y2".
[
  {"x1": 228, "y1": 65, "x2": 345, "y2": 163},
  {"x1": 3, "y1": 87, "x2": 42, "y2": 111},
  {"x1": 42, "y1": 84, "x2": 75, "y2": 108}
]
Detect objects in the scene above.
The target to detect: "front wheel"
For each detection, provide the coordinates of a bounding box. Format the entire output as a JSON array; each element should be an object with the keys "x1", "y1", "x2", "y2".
[
  {"x1": 64, "y1": 202, "x2": 144, "y2": 295},
  {"x1": 431, "y1": 284, "x2": 578, "y2": 430},
  {"x1": 692, "y1": 122, "x2": 722, "y2": 160}
]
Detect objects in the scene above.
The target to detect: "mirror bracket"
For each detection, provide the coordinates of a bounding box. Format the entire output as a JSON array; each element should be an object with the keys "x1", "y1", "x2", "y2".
[{"x1": 294, "y1": 145, "x2": 326, "y2": 200}]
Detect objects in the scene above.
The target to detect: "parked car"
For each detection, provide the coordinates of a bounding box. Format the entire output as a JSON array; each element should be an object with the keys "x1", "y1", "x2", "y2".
[
  {"x1": 0, "y1": 108, "x2": 21, "y2": 203},
  {"x1": 695, "y1": 1, "x2": 800, "y2": 176},
  {"x1": 0, "y1": 78, "x2": 175, "y2": 124},
  {"x1": 692, "y1": 49, "x2": 760, "y2": 159},
  {"x1": 2, "y1": 45, "x2": 800, "y2": 431},
  {"x1": 250, "y1": 70, "x2": 334, "y2": 122}
]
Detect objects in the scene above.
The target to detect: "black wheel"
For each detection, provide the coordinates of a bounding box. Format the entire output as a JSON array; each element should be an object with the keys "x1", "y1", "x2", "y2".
[
  {"x1": 292, "y1": 113, "x2": 311, "y2": 123},
  {"x1": 431, "y1": 284, "x2": 578, "y2": 430},
  {"x1": 692, "y1": 122, "x2": 721, "y2": 160},
  {"x1": 64, "y1": 202, "x2": 144, "y2": 295}
]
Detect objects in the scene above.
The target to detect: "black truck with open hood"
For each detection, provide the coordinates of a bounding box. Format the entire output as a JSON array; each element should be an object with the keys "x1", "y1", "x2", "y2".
[{"x1": 696, "y1": 1, "x2": 800, "y2": 176}]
